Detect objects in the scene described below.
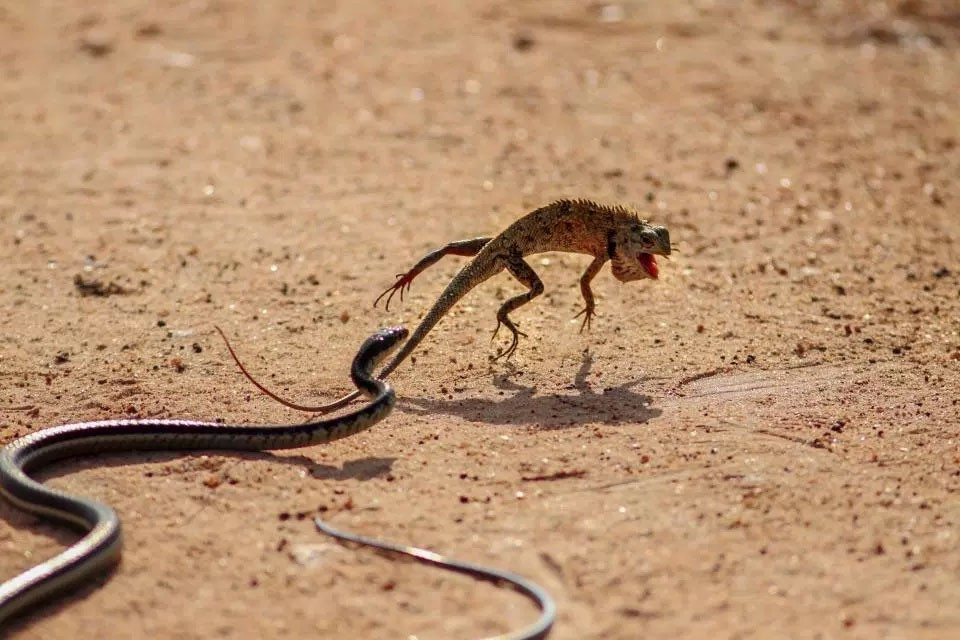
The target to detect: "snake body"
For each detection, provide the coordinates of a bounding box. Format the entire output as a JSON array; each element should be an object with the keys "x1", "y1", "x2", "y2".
[
  {"x1": 0, "y1": 325, "x2": 555, "y2": 639},
  {"x1": 0, "y1": 327, "x2": 405, "y2": 624}
]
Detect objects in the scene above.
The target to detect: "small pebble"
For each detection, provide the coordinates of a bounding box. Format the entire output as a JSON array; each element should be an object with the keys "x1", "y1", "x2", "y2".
[{"x1": 79, "y1": 28, "x2": 115, "y2": 57}]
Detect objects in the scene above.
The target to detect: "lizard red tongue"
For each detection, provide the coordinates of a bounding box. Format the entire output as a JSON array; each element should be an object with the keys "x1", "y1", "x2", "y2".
[{"x1": 639, "y1": 253, "x2": 659, "y2": 279}]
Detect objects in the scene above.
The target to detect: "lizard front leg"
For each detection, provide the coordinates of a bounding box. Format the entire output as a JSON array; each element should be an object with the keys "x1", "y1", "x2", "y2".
[
  {"x1": 492, "y1": 253, "x2": 544, "y2": 360},
  {"x1": 375, "y1": 237, "x2": 492, "y2": 310},
  {"x1": 573, "y1": 255, "x2": 607, "y2": 333}
]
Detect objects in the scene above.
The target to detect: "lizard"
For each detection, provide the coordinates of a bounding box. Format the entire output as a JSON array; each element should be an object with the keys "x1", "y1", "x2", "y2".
[{"x1": 224, "y1": 198, "x2": 671, "y2": 413}]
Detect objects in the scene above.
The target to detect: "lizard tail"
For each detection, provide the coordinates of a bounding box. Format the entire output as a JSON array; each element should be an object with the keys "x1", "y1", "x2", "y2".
[
  {"x1": 263, "y1": 259, "x2": 496, "y2": 415},
  {"x1": 217, "y1": 325, "x2": 364, "y2": 414},
  {"x1": 304, "y1": 389, "x2": 363, "y2": 414},
  {"x1": 375, "y1": 257, "x2": 496, "y2": 380}
]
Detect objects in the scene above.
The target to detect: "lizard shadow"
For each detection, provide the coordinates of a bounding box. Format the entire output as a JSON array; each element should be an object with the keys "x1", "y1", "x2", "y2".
[{"x1": 399, "y1": 350, "x2": 662, "y2": 428}]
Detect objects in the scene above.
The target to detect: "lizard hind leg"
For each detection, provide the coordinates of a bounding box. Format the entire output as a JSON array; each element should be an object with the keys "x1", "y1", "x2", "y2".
[
  {"x1": 492, "y1": 254, "x2": 544, "y2": 360},
  {"x1": 374, "y1": 237, "x2": 492, "y2": 311}
]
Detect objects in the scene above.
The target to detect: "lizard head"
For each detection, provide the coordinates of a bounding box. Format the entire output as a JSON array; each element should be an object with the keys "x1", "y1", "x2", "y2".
[{"x1": 609, "y1": 220, "x2": 670, "y2": 282}]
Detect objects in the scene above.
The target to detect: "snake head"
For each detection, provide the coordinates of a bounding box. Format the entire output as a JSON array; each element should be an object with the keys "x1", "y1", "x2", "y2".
[{"x1": 366, "y1": 327, "x2": 409, "y2": 368}]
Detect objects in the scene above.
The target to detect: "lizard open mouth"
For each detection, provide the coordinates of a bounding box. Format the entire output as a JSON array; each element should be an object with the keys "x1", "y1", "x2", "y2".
[{"x1": 638, "y1": 253, "x2": 659, "y2": 279}]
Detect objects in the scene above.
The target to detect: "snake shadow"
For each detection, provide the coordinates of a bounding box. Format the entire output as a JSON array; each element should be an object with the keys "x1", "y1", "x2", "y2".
[
  {"x1": 26, "y1": 450, "x2": 397, "y2": 486},
  {"x1": 1, "y1": 451, "x2": 395, "y2": 548},
  {"x1": 0, "y1": 451, "x2": 395, "y2": 631},
  {"x1": 399, "y1": 350, "x2": 662, "y2": 428}
]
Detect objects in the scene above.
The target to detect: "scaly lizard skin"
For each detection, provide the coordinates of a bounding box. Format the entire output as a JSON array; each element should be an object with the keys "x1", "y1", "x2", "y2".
[{"x1": 304, "y1": 198, "x2": 671, "y2": 413}]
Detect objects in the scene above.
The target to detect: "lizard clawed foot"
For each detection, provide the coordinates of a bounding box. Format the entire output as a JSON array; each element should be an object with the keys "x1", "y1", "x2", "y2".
[
  {"x1": 492, "y1": 318, "x2": 526, "y2": 360},
  {"x1": 493, "y1": 332, "x2": 522, "y2": 360},
  {"x1": 573, "y1": 306, "x2": 597, "y2": 333},
  {"x1": 373, "y1": 272, "x2": 416, "y2": 311}
]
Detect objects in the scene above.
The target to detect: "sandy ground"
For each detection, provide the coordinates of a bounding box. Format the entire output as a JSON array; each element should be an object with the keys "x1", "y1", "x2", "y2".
[{"x1": 1, "y1": 1, "x2": 958, "y2": 638}]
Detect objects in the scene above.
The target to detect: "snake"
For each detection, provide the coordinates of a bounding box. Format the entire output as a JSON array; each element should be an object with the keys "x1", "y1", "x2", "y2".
[{"x1": 0, "y1": 326, "x2": 555, "y2": 639}]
